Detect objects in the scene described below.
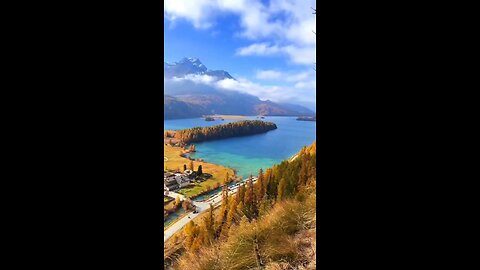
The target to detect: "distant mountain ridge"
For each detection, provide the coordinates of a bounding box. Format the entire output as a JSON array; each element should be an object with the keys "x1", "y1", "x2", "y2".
[{"x1": 164, "y1": 58, "x2": 315, "y2": 120}]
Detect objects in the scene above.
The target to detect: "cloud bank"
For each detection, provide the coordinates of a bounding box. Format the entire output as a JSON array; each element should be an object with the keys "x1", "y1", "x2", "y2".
[
  {"x1": 165, "y1": 73, "x2": 316, "y2": 111},
  {"x1": 164, "y1": 0, "x2": 316, "y2": 65}
]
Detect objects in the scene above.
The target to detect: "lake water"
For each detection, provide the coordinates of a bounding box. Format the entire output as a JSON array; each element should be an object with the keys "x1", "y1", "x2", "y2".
[{"x1": 164, "y1": 116, "x2": 316, "y2": 178}]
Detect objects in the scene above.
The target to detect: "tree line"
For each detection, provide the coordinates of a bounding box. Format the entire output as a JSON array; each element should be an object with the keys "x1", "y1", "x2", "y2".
[{"x1": 174, "y1": 120, "x2": 277, "y2": 144}]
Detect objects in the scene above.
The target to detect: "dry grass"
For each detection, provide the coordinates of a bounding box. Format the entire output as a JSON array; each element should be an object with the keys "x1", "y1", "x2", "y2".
[
  {"x1": 175, "y1": 191, "x2": 317, "y2": 270},
  {"x1": 164, "y1": 232, "x2": 187, "y2": 270}
]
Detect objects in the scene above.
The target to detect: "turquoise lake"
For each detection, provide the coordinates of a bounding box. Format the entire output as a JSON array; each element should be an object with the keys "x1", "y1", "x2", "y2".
[{"x1": 163, "y1": 116, "x2": 316, "y2": 178}]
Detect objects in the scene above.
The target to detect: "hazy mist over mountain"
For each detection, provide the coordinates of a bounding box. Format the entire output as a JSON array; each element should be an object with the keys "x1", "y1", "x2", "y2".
[{"x1": 164, "y1": 58, "x2": 315, "y2": 119}]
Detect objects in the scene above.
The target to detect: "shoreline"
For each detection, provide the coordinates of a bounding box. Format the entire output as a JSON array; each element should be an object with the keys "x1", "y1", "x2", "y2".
[{"x1": 164, "y1": 115, "x2": 312, "y2": 121}]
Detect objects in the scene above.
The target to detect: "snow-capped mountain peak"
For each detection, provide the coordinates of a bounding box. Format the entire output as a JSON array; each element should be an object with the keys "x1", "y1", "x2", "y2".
[{"x1": 165, "y1": 57, "x2": 233, "y2": 80}]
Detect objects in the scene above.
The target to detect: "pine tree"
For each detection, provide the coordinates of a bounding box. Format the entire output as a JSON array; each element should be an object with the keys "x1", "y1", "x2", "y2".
[
  {"x1": 197, "y1": 165, "x2": 203, "y2": 175},
  {"x1": 236, "y1": 201, "x2": 245, "y2": 218},
  {"x1": 216, "y1": 185, "x2": 229, "y2": 237},
  {"x1": 224, "y1": 172, "x2": 230, "y2": 184},
  {"x1": 259, "y1": 198, "x2": 272, "y2": 216},
  {"x1": 252, "y1": 181, "x2": 258, "y2": 219},
  {"x1": 277, "y1": 177, "x2": 286, "y2": 201},
  {"x1": 299, "y1": 162, "x2": 308, "y2": 186},
  {"x1": 226, "y1": 198, "x2": 237, "y2": 227},
  {"x1": 203, "y1": 204, "x2": 215, "y2": 244},
  {"x1": 189, "y1": 160, "x2": 194, "y2": 171},
  {"x1": 244, "y1": 179, "x2": 253, "y2": 219},
  {"x1": 256, "y1": 168, "x2": 265, "y2": 201},
  {"x1": 220, "y1": 197, "x2": 237, "y2": 239},
  {"x1": 236, "y1": 183, "x2": 246, "y2": 204},
  {"x1": 183, "y1": 164, "x2": 187, "y2": 171},
  {"x1": 184, "y1": 220, "x2": 197, "y2": 250},
  {"x1": 244, "y1": 178, "x2": 258, "y2": 220}
]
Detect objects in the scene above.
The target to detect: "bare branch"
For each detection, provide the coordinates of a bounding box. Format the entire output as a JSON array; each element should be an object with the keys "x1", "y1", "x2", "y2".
[{"x1": 311, "y1": 7, "x2": 316, "y2": 14}]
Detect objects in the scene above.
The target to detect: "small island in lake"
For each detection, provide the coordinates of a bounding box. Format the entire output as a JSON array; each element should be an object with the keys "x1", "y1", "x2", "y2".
[
  {"x1": 203, "y1": 114, "x2": 243, "y2": 121},
  {"x1": 297, "y1": 116, "x2": 316, "y2": 121},
  {"x1": 204, "y1": 116, "x2": 215, "y2": 121}
]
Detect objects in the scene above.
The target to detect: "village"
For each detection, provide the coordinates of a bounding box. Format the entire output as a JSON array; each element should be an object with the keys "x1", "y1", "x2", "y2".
[{"x1": 164, "y1": 162, "x2": 212, "y2": 192}]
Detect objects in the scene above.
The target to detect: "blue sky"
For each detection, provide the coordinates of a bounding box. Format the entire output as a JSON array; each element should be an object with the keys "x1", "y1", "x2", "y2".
[{"x1": 164, "y1": 0, "x2": 316, "y2": 111}]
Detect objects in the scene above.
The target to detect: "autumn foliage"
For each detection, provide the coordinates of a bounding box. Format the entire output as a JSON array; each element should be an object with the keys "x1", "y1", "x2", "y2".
[{"x1": 172, "y1": 142, "x2": 316, "y2": 269}]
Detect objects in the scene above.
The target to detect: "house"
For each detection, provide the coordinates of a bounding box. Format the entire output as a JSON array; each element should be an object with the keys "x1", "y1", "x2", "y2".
[
  {"x1": 164, "y1": 171, "x2": 191, "y2": 191},
  {"x1": 174, "y1": 173, "x2": 190, "y2": 188},
  {"x1": 164, "y1": 174, "x2": 179, "y2": 191},
  {"x1": 164, "y1": 180, "x2": 179, "y2": 191}
]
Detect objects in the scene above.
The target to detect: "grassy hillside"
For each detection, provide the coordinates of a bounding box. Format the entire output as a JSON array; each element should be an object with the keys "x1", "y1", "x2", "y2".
[
  {"x1": 176, "y1": 190, "x2": 316, "y2": 270},
  {"x1": 165, "y1": 142, "x2": 317, "y2": 270}
]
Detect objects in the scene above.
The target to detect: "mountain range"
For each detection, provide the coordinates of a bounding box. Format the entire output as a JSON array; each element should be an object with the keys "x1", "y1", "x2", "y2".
[{"x1": 164, "y1": 57, "x2": 315, "y2": 120}]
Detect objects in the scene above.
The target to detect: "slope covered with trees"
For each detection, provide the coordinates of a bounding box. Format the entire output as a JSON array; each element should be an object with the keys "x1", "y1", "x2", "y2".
[
  {"x1": 165, "y1": 142, "x2": 317, "y2": 270},
  {"x1": 174, "y1": 120, "x2": 277, "y2": 144}
]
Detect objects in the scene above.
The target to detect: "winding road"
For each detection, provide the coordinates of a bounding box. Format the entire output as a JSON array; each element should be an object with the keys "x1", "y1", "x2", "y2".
[{"x1": 163, "y1": 177, "x2": 257, "y2": 243}]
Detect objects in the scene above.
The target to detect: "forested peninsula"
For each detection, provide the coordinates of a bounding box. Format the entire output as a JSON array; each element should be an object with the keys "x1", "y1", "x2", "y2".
[{"x1": 174, "y1": 120, "x2": 277, "y2": 144}]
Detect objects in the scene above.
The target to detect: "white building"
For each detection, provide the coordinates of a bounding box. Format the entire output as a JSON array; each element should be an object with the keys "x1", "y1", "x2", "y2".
[
  {"x1": 174, "y1": 173, "x2": 190, "y2": 188},
  {"x1": 164, "y1": 171, "x2": 192, "y2": 190}
]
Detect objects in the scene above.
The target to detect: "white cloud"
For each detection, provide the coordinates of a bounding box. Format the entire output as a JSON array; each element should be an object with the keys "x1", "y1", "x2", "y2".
[
  {"x1": 165, "y1": 73, "x2": 315, "y2": 110},
  {"x1": 237, "y1": 43, "x2": 315, "y2": 65},
  {"x1": 256, "y1": 69, "x2": 313, "y2": 82},
  {"x1": 172, "y1": 74, "x2": 217, "y2": 84},
  {"x1": 215, "y1": 77, "x2": 315, "y2": 108},
  {"x1": 164, "y1": 0, "x2": 316, "y2": 65},
  {"x1": 281, "y1": 45, "x2": 316, "y2": 65},
  {"x1": 236, "y1": 43, "x2": 281, "y2": 56},
  {"x1": 164, "y1": 0, "x2": 219, "y2": 29},
  {"x1": 256, "y1": 70, "x2": 283, "y2": 80},
  {"x1": 294, "y1": 80, "x2": 316, "y2": 89}
]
